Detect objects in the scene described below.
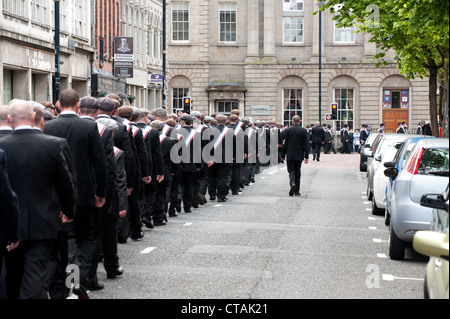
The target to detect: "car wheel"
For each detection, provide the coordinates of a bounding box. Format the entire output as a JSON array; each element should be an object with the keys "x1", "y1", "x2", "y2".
[
  {"x1": 372, "y1": 196, "x2": 384, "y2": 216},
  {"x1": 384, "y1": 206, "x2": 390, "y2": 226},
  {"x1": 367, "y1": 182, "x2": 373, "y2": 201},
  {"x1": 423, "y1": 275, "x2": 430, "y2": 299},
  {"x1": 389, "y1": 222, "x2": 405, "y2": 260}
]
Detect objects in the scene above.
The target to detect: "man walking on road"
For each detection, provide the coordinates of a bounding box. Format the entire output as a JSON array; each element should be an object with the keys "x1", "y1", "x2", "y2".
[
  {"x1": 310, "y1": 121, "x2": 325, "y2": 161},
  {"x1": 280, "y1": 115, "x2": 309, "y2": 196}
]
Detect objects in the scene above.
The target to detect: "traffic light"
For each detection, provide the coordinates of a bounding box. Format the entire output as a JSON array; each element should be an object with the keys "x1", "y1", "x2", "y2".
[
  {"x1": 183, "y1": 97, "x2": 191, "y2": 114},
  {"x1": 331, "y1": 103, "x2": 338, "y2": 120}
]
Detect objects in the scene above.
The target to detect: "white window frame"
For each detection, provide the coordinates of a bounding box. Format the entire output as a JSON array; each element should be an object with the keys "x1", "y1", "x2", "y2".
[
  {"x1": 31, "y1": 0, "x2": 47, "y2": 24},
  {"x1": 171, "y1": 2, "x2": 190, "y2": 42},
  {"x1": 283, "y1": 17, "x2": 304, "y2": 44},
  {"x1": 219, "y1": 3, "x2": 237, "y2": 43},
  {"x1": 74, "y1": 0, "x2": 85, "y2": 37},
  {"x1": 334, "y1": 21, "x2": 355, "y2": 44},
  {"x1": 333, "y1": 88, "x2": 355, "y2": 131},
  {"x1": 283, "y1": 0, "x2": 304, "y2": 12},
  {"x1": 282, "y1": 88, "x2": 303, "y2": 127}
]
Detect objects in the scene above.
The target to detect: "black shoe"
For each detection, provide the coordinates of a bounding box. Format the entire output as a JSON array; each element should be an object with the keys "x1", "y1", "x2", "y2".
[
  {"x1": 88, "y1": 283, "x2": 104, "y2": 291},
  {"x1": 217, "y1": 198, "x2": 227, "y2": 202},
  {"x1": 107, "y1": 267, "x2": 124, "y2": 279},
  {"x1": 169, "y1": 212, "x2": 178, "y2": 217},
  {"x1": 176, "y1": 200, "x2": 182, "y2": 213},
  {"x1": 251, "y1": 178, "x2": 255, "y2": 183},
  {"x1": 232, "y1": 192, "x2": 239, "y2": 195},
  {"x1": 73, "y1": 284, "x2": 90, "y2": 299},
  {"x1": 289, "y1": 185, "x2": 296, "y2": 197},
  {"x1": 154, "y1": 220, "x2": 167, "y2": 226},
  {"x1": 197, "y1": 194, "x2": 205, "y2": 205},
  {"x1": 316, "y1": 159, "x2": 320, "y2": 162},
  {"x1": 201, "y1": 195, "x2": 207, "y2": 204},
  {"x1": 239, "y1": 181, "x2": 245, "y2": 189},
  {"x1": 142, "y1": 218, "x2": 154, "y2": 229},
  {"x1": 295, "y1": 193, "x2": 301, "y2": 196},
  {"x1": 118, "y1": 238, "x2": 127, "y2": 244},
  {"x1": 131, "y1": 232, "x2": 144, "y2": 241},
  {"x1": 209, "y1": 196, "x2": 216, "y2": 201}
]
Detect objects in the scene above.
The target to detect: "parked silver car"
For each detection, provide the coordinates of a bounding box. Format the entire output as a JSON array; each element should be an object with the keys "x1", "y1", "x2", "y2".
[
  {"x1": 359, "y1": 133, "x2": 379, "y2": 172},
  {"x1": 384, "y1": 138, "x2": 449, "y2": 260}
]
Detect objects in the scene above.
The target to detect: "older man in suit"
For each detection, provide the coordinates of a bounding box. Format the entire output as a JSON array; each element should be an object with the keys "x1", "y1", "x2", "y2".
[
  {"x1": 0, "y1": 105, "x2": 13, "y2": 137},
  {"x1": 280, "y1": 115, "x2": 309, "y2": 196},
  {"x1": 0, "y1": 148, "x2": 20, "y2": 299},
  {"x1": 0, "y1": 100, "x2": 76, "y2": 299},
  {"x1": 44, "y1": 89, "x2": 107, "y2": 297}
]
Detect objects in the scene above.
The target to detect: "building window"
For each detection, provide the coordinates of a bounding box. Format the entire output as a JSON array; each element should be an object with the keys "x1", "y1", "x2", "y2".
[
  {"x1": 173, "y1": 88, "x2": 190, "y2": 110},
  {"x1": 3, "y1": 0, "x2": 26, "y2": 17},
  {"x1": 219, "y1": 3, "x2": 237, "y2": 42},
  {"x1": 283, "y1": 17, "x2": 304, "y2": 43},
  {"x1": 74, "y1": 0, "x2": 85, "y2": 37},
  {"x1": 172, "y1": 2, "x2": 189, "y2": 42},
  {"x1": 31, "y1": 0, "x2": 47, "y2": 24},
  {"x1": 216, "y1": 101, "x2": 238, "y2": 115},
  {"x1": 334, "y1": 21, "x2": 355, "y2": 43},
  {"x1": 283, "y1": 0, "x2": 304, "y2": 11},
  {"x1": 51, "y1": 1, "x2": 66, "y2": 31},
  {"x1": 282, "y1": 89, "x2": 303, "y2": 127},
  {"x1": 334, "y1": 88, "x2": 354, "y2": 131}
]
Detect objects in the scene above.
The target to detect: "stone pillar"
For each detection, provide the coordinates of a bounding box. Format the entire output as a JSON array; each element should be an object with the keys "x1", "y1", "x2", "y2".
[
  {"x1": 245, "y1": 0, "x2": 260, "y2": 63},
  {"x1": 262, "y1": 0, "x2": 276, "y2": 63}
]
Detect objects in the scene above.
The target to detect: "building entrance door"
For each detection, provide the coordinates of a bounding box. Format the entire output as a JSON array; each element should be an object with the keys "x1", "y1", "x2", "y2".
[{"x1": 382, "y1": 88, "x2": 409, "y2": 132}]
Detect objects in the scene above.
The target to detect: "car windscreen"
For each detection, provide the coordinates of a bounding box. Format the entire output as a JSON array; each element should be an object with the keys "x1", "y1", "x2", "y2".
[{"x1": 418, "y1": 148, "x2": 450, "y2": 176}]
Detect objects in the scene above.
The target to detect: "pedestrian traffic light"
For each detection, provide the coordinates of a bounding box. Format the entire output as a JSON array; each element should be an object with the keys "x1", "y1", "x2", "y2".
[
  {"x1": 183, "y1": 97, "x2": 191, "y2": 114},
  {"x1": 331, "y1": 103, "x2": 338, "y2": 120}
]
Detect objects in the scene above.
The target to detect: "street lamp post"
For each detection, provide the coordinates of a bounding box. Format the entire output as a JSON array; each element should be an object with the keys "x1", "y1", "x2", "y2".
[
  {"x1": 162, "y1": 0, "x2": 167, "y2": 109},
  {"x1": 317, "y1": 1, "x2": 325, "y2": 125},
  {"x1": 54, "y1": 0, "x2": 60, "y2": 102}
]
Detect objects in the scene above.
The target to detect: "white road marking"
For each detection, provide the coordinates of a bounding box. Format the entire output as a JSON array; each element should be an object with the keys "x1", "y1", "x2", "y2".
[
  {"x1": 363, "y1": 202, "x2": 370, "y2": 205},
  {"x1": 368, "y1": 217, "x2": 376, "y2": 220},
  {"x1": 366, "y1": 208, "x2": 372, "y2": 211},
  {"x1": 184, "y1": 222, "x2": 193, "y2": 226},
  {"x1": 214, "y1": 204, "x2": 222, "y2": 207},
  {"x1": 382, "y1": 274, "x2": 424, "y2": 282},
  {"x1": 377, "y1": 253, "x2": 387, "y2": 258},
  {"x1": 140, "y1": 247, "x2": 156, "y2": 254},
  {"x1": 369, "y1": 226, "x2": 377, "y2": 230}
]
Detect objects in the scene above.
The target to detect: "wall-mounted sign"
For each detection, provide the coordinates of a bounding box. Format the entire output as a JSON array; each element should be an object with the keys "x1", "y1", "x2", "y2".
[
  {"x1": 251, "y1": 105, "x2": 270, "y2": 115},
  {"x1": 151, "y1": 74, "x2": 163, "y2": 82},
  {"x1": 114, "y1": 37, "x2": 134, "y2": 78}
]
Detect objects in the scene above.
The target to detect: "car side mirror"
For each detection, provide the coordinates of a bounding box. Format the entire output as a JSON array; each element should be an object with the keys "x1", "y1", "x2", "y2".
[
  {"x1": 420, "y1": 193, "x2": 449, "y2": 212},
  {"x1": 384, "y1": 161, "x2": 395, "y2": 168},
  {"x1": 364, "y1": 149, "x2": 373, "y2": 157},
  {"x1": 413, "y1": 231, "x2": 449, "y2": 261},
  {"x1": 384, "y1": 167, "x2": 398, "y2": 180}
]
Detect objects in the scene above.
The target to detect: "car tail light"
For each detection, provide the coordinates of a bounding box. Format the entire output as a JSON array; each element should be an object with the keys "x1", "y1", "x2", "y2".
[{"x1": 407, "y1": 147, "x2": 424, "y2": 175}]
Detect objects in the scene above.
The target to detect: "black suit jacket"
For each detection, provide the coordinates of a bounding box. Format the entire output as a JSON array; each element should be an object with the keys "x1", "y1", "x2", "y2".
[
  {"x1": 311, "y1": 126, "x2": 325, "y2": 144},
  {"x1": 0, "y1": 129, "x2": 76, "y2": 241},
  {"x1": 136, "y1": 123, "x2": 163, "y2": 177},
  {"x1": 44, "y1": 113, "x2": 107, "y2": 207},
  {"x1": 281, "y1": 124, "x2": 309, "y2": 161},
  {"x1": 0, "y1": 148, "x2": 20, "y2": 243}
]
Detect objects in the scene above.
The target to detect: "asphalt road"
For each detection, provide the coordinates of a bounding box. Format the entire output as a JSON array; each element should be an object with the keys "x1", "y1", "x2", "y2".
[{"x1": 89, "y1": 153, "x2": 427, "y2": 301}]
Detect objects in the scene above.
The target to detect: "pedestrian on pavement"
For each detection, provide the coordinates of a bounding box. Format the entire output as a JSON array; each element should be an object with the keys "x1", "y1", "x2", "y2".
[
  {"x1": 44, "y1": 89, "x2": 107, "y2": 298},
  {"x1": 353, "y1": 129, "x2": 361, "y2": 153},
  {"x1": 280, "y1": 115, "x2": 309, "y2": 196},
  {"x1": 378, "y1": 123, "x2": 385, "y2": 134},
  {"x1": 1, "y1": 100, "x2": 77, "y2": 299},
  {"x1": 310, "y1": 121, "x2": 325, "y2": 161}
]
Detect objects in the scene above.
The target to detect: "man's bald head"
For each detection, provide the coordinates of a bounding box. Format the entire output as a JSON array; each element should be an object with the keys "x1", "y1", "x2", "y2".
[{"x1": 8, "y1": 100, "x2": 34, "y2": 128}]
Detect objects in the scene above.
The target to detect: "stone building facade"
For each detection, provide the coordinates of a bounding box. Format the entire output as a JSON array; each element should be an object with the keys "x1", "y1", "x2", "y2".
[
  {"x1": 0, "y1": 0, "x2": 94, "y2": 105},
  {"x1": 166, "y1": 0, "x2": 430, "y2": 132}
]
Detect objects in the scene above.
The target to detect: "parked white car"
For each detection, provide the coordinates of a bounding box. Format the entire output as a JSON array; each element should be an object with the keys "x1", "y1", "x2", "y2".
[{"x1": 384, "y1": 138, "x2": 449, "y2": 260}]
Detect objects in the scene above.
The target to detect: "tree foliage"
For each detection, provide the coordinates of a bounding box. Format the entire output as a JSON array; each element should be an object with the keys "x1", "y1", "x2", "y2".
[{"x1": 316, "y1": 0, "x2": 449, "y2": 136}]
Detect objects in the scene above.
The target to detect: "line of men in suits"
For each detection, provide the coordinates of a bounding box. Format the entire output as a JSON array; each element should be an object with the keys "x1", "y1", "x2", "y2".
[{"x1": 0, "y1": 91, "x2": 287, "y2": 299}]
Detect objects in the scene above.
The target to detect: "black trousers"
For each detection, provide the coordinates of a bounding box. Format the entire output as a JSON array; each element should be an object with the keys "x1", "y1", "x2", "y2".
[
  {"x1": 154, "y1": 179, "x2": 169, "y2": 222},
  {"x1": 168, "y1": 174, "x2": 181, "y2": 214},
  {"x1": 46, "y1": 231, "x2": 70, "y2": 299},
  {"x1": 141, "y1": 179, "x2": 157, "y2": 222},
  {"x1": 230, "y1": 163, "x2": 242, "y2": 193},
  {"x1": 209, "y1": 163, "x2": 231, "y2": 200},
  {"x1": 180, "y1": 171, "x2": 195, "y2": 212},
  {"x1": 312, "y1": 143, "x2": 322, "y2": 160},
  {"x1": 287, "y1": 160, "x2": 303, "y2": 194},
  {"x1": 102, "y1": 213, "x2": 120, "y2": 274},
  {"x1": 68, "y1": 205, "x2": 96, "y2": 289}
]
